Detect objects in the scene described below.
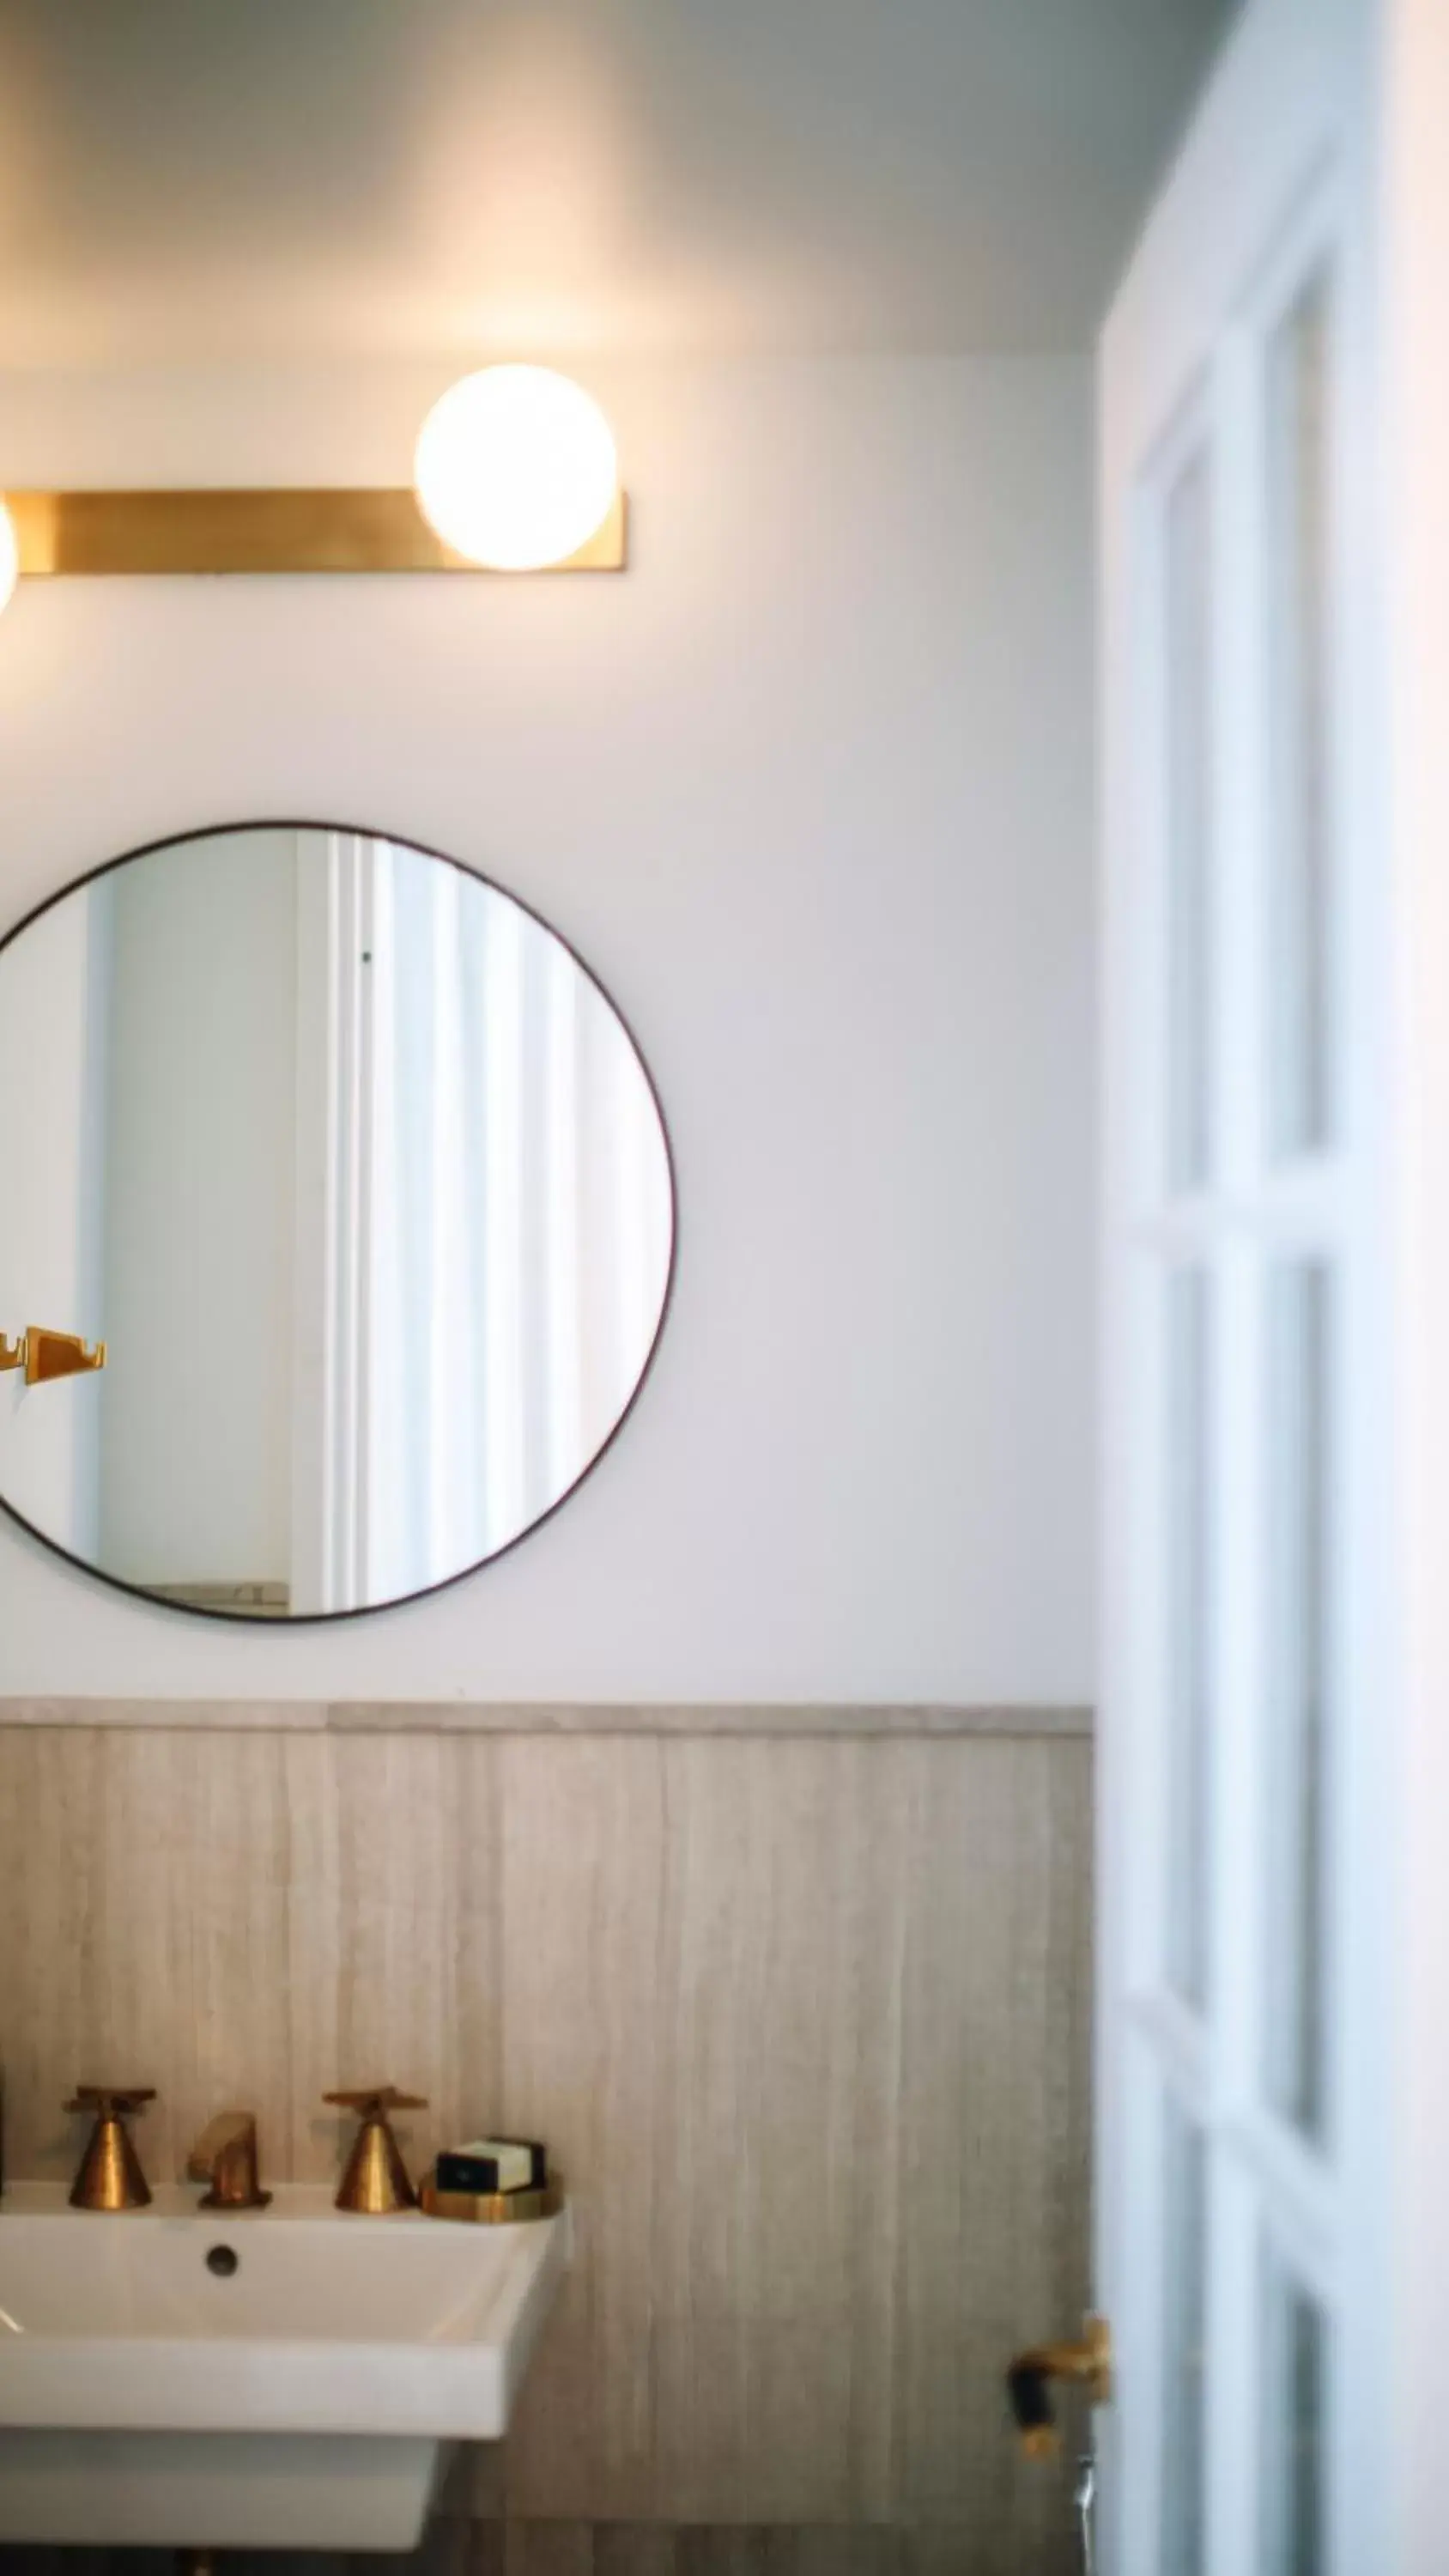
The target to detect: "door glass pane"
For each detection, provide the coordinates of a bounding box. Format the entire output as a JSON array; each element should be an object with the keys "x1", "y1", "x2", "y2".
[
  {"x1": 1165, "y1": 1269, "x2": 1212, "y2": 2005},
  {"x1": 1266, "y1": 266, "x2": 1336, "y2": 1157},
  {"x1": 1260, "y1": 2252, "x2": 1327, "y2": 2576},
  {"x1": 1161, "y1": 2096, "x2": 1207, "y2": 2576},
  {"x1": 1264, "y1": 1263, "x2": 1333, "y2": 2142},
  {"x1": 1164, "y1": 452, "x2": 1215, "y2": 1190}
]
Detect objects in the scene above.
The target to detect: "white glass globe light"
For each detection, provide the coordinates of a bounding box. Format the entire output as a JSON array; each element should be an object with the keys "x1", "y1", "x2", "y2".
[
  {"x1": 414, "y1": 366, "x2": 618, "y2": 572},
  {"x1": 0, "y1": 502, "x2": 17, "y2": 615}
]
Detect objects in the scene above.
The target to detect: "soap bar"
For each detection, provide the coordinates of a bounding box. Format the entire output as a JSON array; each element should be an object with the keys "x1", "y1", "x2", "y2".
[{"x1": 435, "y1": 2136, "x2": 547, "y2": 2195}]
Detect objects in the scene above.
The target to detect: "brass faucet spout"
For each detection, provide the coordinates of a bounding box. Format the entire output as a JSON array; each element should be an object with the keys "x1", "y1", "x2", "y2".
[{"x1": 186, "y1": 2111, "x2": 270, "y2": 2209}]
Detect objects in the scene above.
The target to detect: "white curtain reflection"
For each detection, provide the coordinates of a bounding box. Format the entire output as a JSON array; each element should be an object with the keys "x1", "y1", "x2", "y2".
[{"x1": 355, "y1": 838, "x2": 669, "y2": 1610}]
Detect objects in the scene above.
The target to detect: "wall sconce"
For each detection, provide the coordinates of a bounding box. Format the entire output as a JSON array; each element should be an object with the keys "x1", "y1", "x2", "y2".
[
  {"x1": 415, "y1": 366, "x2": 619, "y2": 572},
  {"x1": 0, "y1": 369, "x2": 627, "y2": 593}
]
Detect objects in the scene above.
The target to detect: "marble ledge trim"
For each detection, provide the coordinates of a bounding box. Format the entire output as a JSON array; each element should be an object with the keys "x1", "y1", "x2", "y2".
[{"x1": 0, "y1": 1698, "x2": 1094, "y2": 1739}]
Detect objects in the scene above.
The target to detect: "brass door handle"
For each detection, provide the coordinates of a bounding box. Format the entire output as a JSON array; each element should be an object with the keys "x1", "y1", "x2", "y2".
[{"x1": 1007, "y1": 2315, "x2": 1113, "y2": 2459}]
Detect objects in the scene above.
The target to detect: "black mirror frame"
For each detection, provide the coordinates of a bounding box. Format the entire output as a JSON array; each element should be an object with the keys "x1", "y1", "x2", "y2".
[{"x1": 0, "y1": 817, "x2": 678, "y2": 1624}]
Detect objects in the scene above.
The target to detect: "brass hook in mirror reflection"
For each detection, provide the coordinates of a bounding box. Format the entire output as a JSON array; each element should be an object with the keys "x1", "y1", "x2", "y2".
[
  {"x1": 0, "y1": 1333, "x2": 24, "y2": 1372},
  {"x1": 22, "y1": 1328, "x2": 106, "y2": 1386}
]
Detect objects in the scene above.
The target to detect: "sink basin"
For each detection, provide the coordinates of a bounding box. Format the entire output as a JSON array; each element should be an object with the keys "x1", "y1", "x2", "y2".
[{"x1": 0, "y1": 2182, "x2": 569, "y2": 2549}]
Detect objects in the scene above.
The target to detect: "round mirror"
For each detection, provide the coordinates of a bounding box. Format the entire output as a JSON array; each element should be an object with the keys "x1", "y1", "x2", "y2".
[{"x1": 0, "y1": 823, "x2": 675, "y2": 1619}]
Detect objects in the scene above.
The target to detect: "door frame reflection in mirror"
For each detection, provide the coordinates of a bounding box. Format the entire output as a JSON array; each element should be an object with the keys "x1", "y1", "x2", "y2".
[{"x1": 0, "y1": 817, "x2": 678, "y2": 1623}]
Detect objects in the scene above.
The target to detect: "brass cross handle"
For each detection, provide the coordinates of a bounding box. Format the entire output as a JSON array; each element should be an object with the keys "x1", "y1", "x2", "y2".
[
  {"x1": 324, "y1": 2086, "x2": 428, "y2": 2215},
  {"x1": 64, "y1": 2086, "x2": 156, "y2": 2212},
  {"x1": 323, "y1": 2087, "x2": 427, "y2": 2116},
  {"x1": 1006, "y1": 2315, "x2": 1113, "y2": 2459},
  {"x1": 65, "y1": 2085, "x2": 156, "y2": 2116}
]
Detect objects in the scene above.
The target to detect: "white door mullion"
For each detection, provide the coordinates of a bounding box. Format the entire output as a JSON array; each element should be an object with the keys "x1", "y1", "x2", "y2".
[
  {"x1": 1202, "y1": 295, "x2": 1264, "y2": 2576},
  {"x1": 1121, "y1": 1246, "x2": 1170, "y2": 2010},
  {"x1": 1208, "y1": 1242, "x2": 1261, "y2": 2123},
  {"x1": 1204, "y1": 2154, "x2": 1261, "y2": 2575},
  {"x1": 1119, "y1": 2034, "x2": 1171, "y2": 2576},
  {"x1": 1131, "y1": 1175, "x2": 1349, "y2": 1260},
  {"x1": 1209, "y1": 284, "x2": 1264, "y2": 2123}
]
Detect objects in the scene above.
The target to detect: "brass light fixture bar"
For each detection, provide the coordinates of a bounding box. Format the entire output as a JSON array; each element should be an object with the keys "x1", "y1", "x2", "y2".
[{"x1": 3, "y1": 485, "x2": 628, "y2": 577}]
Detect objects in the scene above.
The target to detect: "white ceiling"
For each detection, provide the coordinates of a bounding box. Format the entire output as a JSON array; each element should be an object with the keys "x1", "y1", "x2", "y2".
[{"x1": 0, "y1": 0, "x2": 1229, "y2": 368}]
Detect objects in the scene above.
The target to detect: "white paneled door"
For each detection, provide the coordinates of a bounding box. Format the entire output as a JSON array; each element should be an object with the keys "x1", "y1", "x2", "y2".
[{"x1": 1094, "y1": 0, "x2": 1449, "y2": 2569}]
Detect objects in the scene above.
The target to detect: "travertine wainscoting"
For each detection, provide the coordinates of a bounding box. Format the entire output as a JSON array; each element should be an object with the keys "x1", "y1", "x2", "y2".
[{"x1": 0, "y1": 1707, "x2": 1093, "y2": 2576}]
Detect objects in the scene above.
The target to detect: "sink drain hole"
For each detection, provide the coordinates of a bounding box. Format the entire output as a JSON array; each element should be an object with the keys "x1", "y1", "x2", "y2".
[{"x1": 205, "y1": 2244, "x2": 239, "y2": 2277}]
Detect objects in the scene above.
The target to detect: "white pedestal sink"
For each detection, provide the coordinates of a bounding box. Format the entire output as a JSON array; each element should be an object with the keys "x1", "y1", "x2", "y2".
[{"x1": 0, "y1": 2181, "x2": 569, "y2": 2550}]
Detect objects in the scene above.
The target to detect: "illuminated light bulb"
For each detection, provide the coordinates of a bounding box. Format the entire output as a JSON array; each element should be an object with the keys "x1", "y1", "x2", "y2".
[
  {"x1": 0, "y1": 502, "x2": 17, "y2": 614},
  {"x1": 413, "y1": 365, "x2": 617, "y2": 572}
]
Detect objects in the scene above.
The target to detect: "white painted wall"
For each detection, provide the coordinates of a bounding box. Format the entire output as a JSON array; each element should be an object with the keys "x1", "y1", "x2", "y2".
[
  {"x1": 99, "y1": 829, "x2": 297, "y2": 1589},
  {"x1": 0, "y1": 354, "x2": 1094, "y2": 1701}
]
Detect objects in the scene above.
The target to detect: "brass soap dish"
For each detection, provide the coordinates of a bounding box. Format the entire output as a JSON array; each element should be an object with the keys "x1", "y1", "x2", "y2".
[{"x1": 419, "y1": 2168, "x2": 564, "y2": 2226}]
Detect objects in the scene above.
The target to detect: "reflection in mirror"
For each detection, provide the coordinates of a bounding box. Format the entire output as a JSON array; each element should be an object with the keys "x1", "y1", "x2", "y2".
[{"x1": 0, "y1": 826, "x2": 674, "y2": 1618}]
